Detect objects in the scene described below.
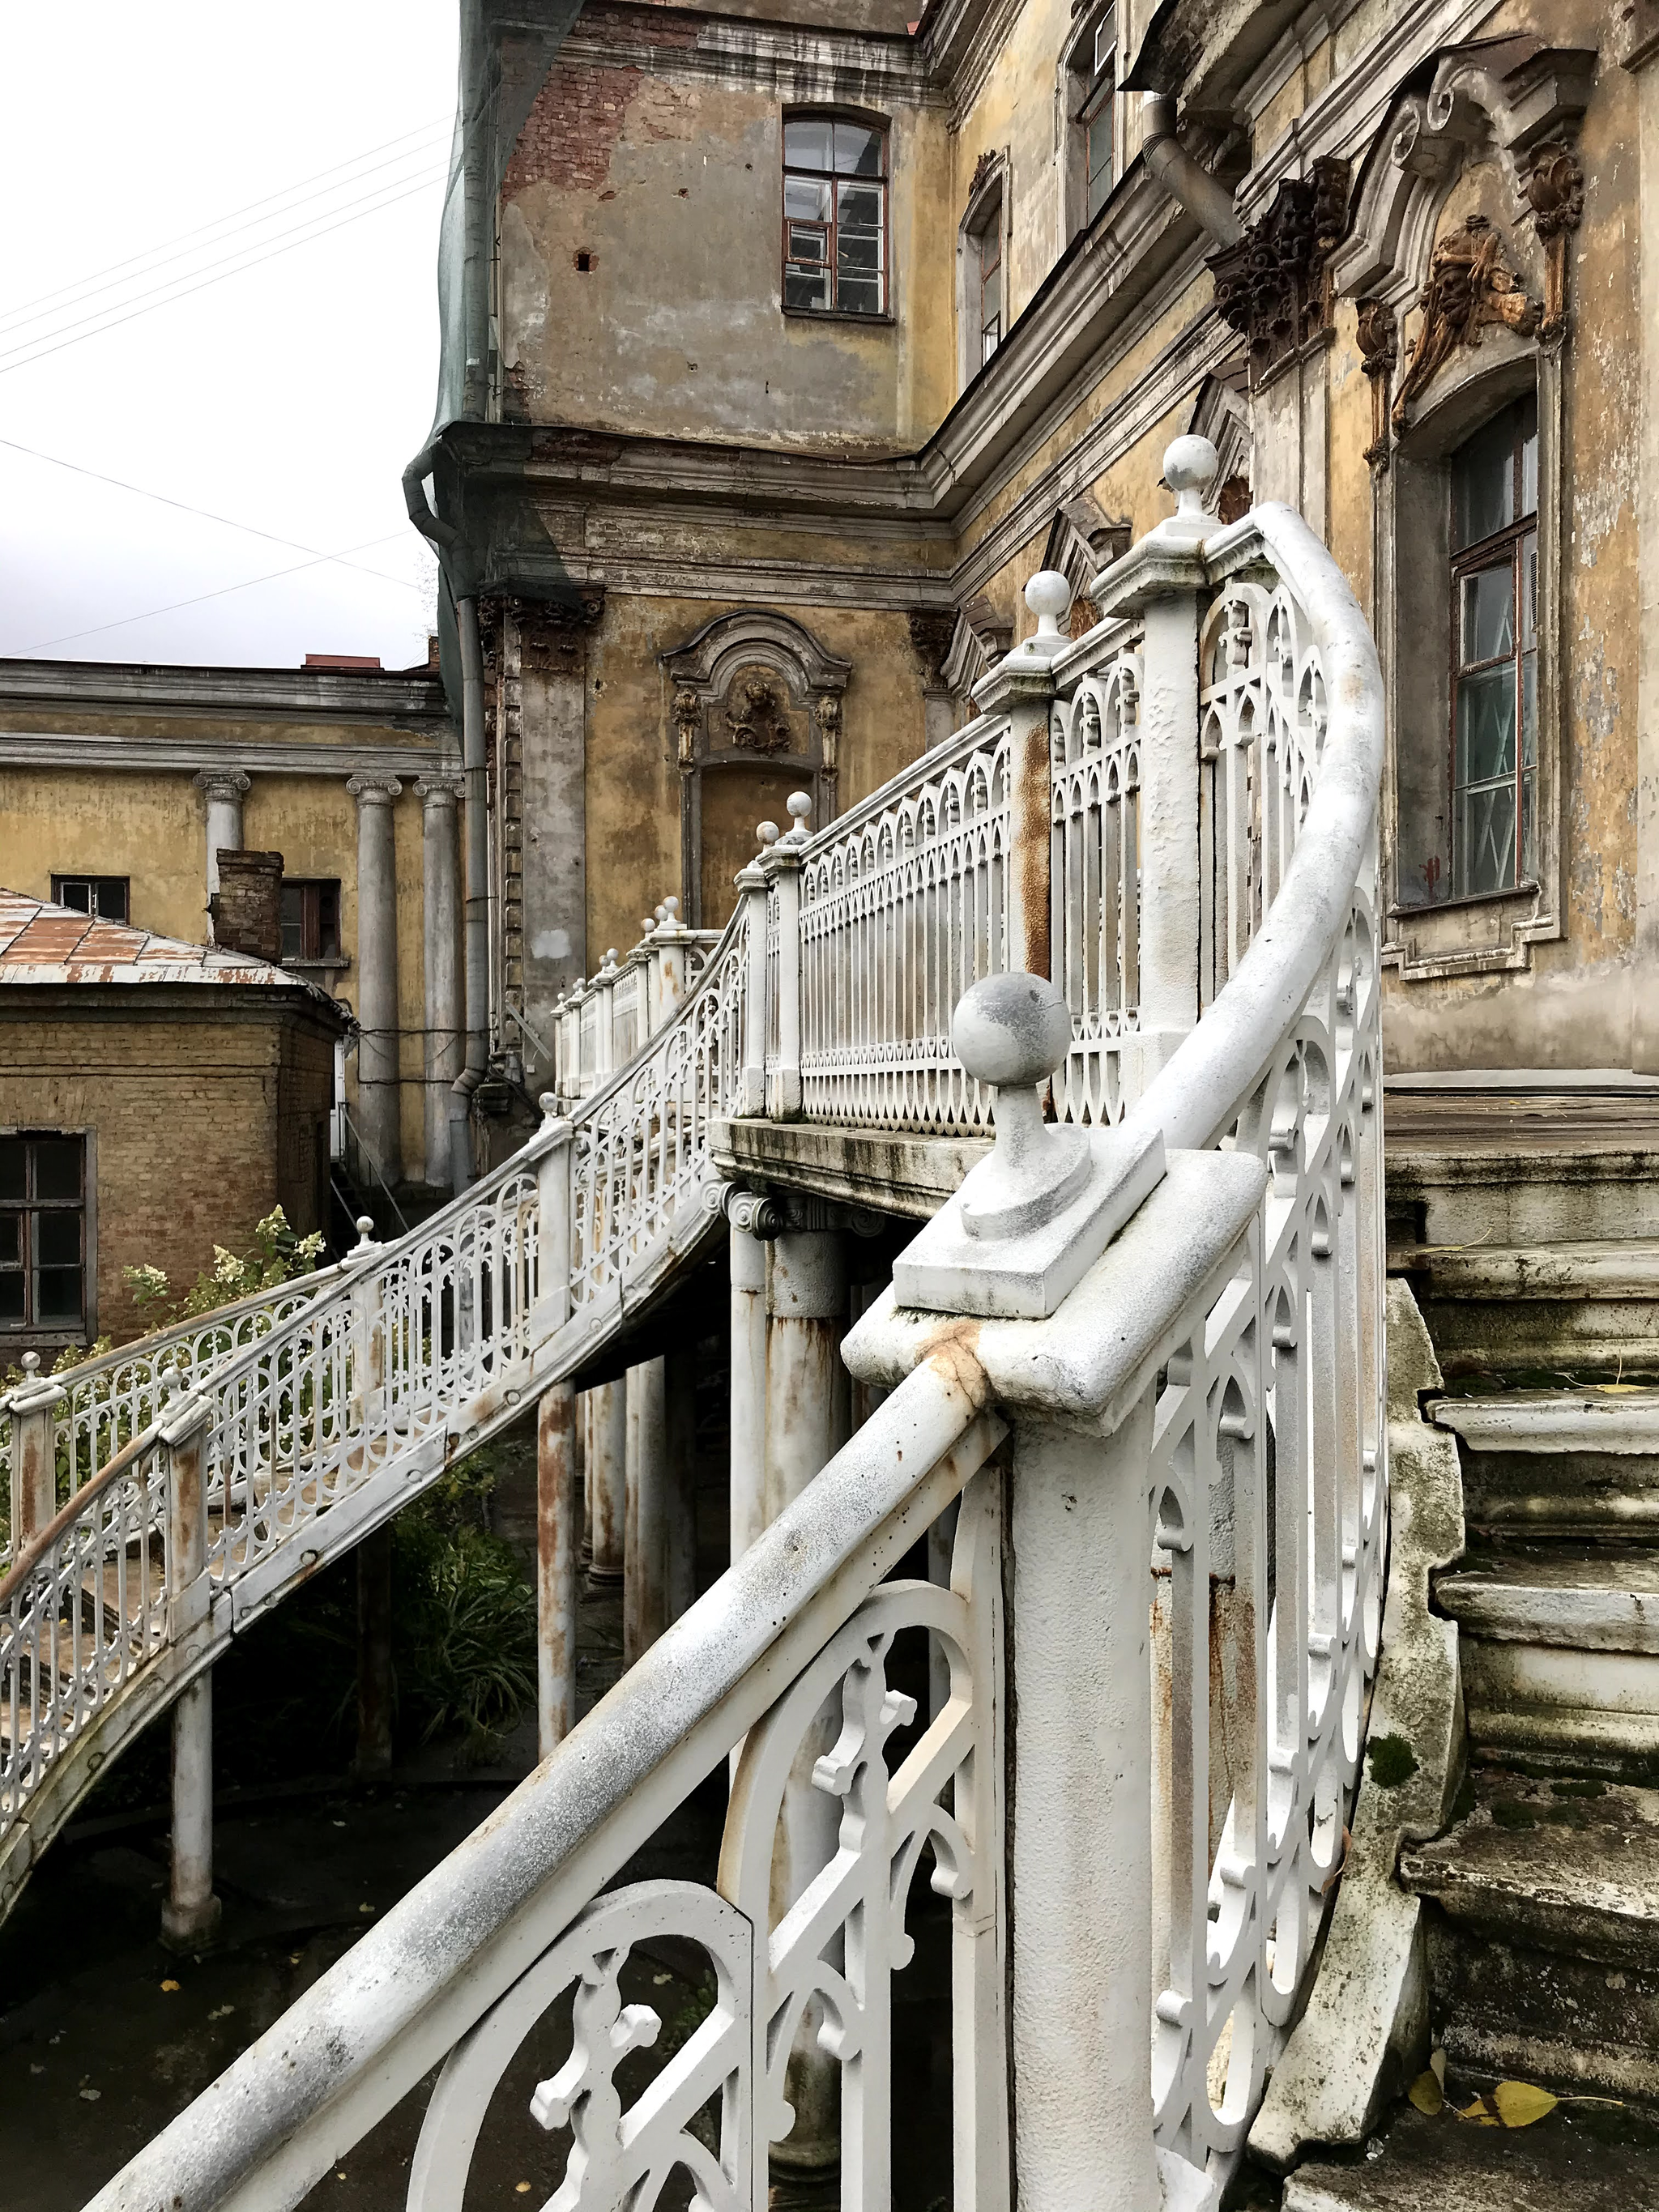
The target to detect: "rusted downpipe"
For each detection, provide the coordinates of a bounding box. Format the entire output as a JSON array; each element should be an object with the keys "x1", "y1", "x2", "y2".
[
  {"x1": 1141, "y1": 92, "x2": 1243, "y2": 248},
  {"x1": 403, "y1": 448, "x2": 489, "y2": 1188}
]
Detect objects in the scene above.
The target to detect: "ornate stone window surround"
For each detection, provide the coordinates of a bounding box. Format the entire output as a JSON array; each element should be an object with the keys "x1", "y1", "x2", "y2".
[
  {"x1": 1329, "y1": 37, "x2": 1592, "y2": 983},
  {"x1": 662, "y1": 611, "x2": 852, "y2": 925},
  {"x1": 957, "y1": 147, "x2": 1011, "y2": 393}
]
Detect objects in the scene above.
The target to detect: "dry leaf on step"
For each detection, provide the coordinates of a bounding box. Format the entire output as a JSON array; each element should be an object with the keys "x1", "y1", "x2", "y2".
[
  {"x1": 1407, "y1": 2069, "x2": 1444, "y2": 2116},
  {"x1": 1492, "y1": 2081, "x2": 1559, "y2": 2129},
  {"x1": 1456, "y1": 2096, "x2": 1501, "y2": 2126}
]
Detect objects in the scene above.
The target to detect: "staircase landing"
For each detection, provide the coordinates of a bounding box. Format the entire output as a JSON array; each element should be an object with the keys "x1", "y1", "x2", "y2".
[{"x1": 1285, "y1": 2107, "x2": 1659, "y2": 2211}]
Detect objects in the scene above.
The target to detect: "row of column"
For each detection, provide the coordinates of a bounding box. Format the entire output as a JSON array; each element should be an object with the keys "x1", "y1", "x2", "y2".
[{"x1": 192, "y1": 766, "x2": 464, "y2": 1191}]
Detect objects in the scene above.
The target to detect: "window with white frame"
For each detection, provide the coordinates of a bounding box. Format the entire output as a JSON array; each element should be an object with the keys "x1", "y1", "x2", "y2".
[
  {"x1": 782, "y1": 114, "x2": 889, "y2": 318},
  {"x1": 1081, "y1": 5, "x2": 1116, "y2": 224},
  {"x1": 976, "y1": 207, "x2": 1003, "y2": 365}
]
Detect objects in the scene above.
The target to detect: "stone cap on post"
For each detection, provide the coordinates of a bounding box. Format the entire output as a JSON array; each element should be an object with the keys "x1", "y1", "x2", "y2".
[
  {"x1": 1090, "y1": 436, "x2": 1220, "y2": 615},
  {"x1": 890, "y1": 973, "x2": 1166, "y2": 1319},
  {"x1": 970, "y1": 571, "x2": 1073, "y2": 716}
]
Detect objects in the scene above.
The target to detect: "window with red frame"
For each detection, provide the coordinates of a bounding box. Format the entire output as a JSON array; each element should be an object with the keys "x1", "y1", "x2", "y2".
[{"x1": 783, "y1": 116, "x2": 888, "y2": 317}]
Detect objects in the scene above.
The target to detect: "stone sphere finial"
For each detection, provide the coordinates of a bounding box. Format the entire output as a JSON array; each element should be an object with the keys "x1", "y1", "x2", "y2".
[
  {"x1": 539, "y1": 1090, "x2": 559, "y2": 1122},
  {"x1": 757, "y1": 820, "x2": 779, "y2": 849},
  {"x1": 1025, "y1": 570, "x2": 1073, "y2": 641},
  {"x1": 952, "y1": 972, "x2": 1071, "y2": 1092},
  {"x1": 355, "y1": 1215, "x2": 376, "y2": 1246},
  {"x1": 662, "y1": 894, "x2": 680, "y2": 920},
  {"x1": 1164, "y1": 435, "x2": 1220, "y2": 518},
  {"x1": 787, "y1": 791, "x2": 812, "y2": 827},
  {"x1": 21, "y1": 1351, "x2": 39, "y2": 1379}
]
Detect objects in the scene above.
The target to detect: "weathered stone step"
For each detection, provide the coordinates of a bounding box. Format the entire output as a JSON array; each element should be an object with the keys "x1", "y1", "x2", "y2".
[
  {"x1": 1397, "y1": 1234, "x2": 1659, "y2": 1378},
  {"x1": 1285, "y1": 2106, "x2": 1659, "y2": 2210},
  {"x1": 1439, "y1": 1546, "x2": 1659, "y2": 1653},
  {"x1": 1401, "y1": 1775, "x2": 1659, "y2": 1967},
  {"x1": 1401, "y1": 1776, "x2": 1659, "y2": 2107},
  {"x1": 1432, "y1": 1391, "x2": 1659, "y2": 1534}
]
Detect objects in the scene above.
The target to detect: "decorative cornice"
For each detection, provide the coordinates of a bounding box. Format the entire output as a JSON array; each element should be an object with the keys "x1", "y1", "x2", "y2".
[
  {"x1": 0, "y1": 658, "x2": 448, "y2": 731},
  {"x1": 1206, "y1": 156, "x2": 1350, "y2": 386},
  {"x1": 0, "y1": 734, "x2": 454, "y2": 778},
  {"x1": 346, "y1": 774, "x2": 404, "y2": 805},
  {"x1": 557, "y1": 17, "x2": 943, "y2": 108}
]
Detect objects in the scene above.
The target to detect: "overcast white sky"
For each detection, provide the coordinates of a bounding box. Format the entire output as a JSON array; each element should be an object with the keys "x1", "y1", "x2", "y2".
[{"x1": 1, "y1": 0, "x2": 458, "y2": 671}]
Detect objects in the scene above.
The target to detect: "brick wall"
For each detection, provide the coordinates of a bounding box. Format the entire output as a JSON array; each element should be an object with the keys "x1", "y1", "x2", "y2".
[
  {"x1": 211, "y1": 848, "x2": 284, "y2": 961},
  {"x1": 0, "y1": 992, "x2": 338, "y2": 1348}
]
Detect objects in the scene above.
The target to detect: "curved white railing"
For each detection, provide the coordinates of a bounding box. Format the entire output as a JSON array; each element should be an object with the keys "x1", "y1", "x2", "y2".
[{"x1": 83, "y1": 474, "x2": 1388, "y2": 2212}]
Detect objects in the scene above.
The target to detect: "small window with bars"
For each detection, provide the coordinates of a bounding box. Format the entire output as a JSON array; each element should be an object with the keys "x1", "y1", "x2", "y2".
[
  {"x1": 977, "y1": 209, "x2": 1003, "y2": 366},
  {"x1": 1449, "y1": 397, "x2": 1539, "y2": 900},
  {"x1": 1081, "y1": 6, "x2": 1117, "y2": 224},
  {"x1": 280, "y1": 880, "x2": 343, "y2": 963},
  {"x1": 0, "y1": 1134, "x2": 87, "y2": 1332},
  {"x1": 52, "y1": 876, "x2": 129, "y2": 923},
  {"x1": 783, "y1": 115, "x2": 888, "y2": 318}
]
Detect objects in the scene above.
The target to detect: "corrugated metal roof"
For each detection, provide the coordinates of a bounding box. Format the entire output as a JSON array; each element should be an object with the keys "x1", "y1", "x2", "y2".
[{"x1": 0, "y1": 888, "x2": 312, "y2": 988}]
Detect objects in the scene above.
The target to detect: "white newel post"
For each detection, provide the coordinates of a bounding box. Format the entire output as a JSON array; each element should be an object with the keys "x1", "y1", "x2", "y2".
[
  {"x1": 594, "y1": 949, "x2": 620, "y2": 1084},
  {"x1": 736, "y1": 843, "x2": 770, "y2": 1115},
  {"x1": 646, "y1": 895, "x2": 690, "y2": 1032},
  {"x1": 1093, "y1": 437, "x2": 1218, "y2": 1085},
  {"x1": 159, "y1": 1390, "x2": 220, "y2": 1951},
  {"x1": 532, "y1": 1101, "x2": 578, "y2": 1756},
  {"x1": 417, "y1": 774, "x2": 464, "y2": 1188},
  {"x1": 348, "y1": 773, "x2": 405, "y2": 1191},
  {"x1": 1008, "y1": 1404, "x2": 1163, "y2": 2212},
  {"x1": 767, "y1": 793, "x2": 810, "y2": 1120},
  {"x1": 194, "y1": 768, "x2": 250, "y2": 938},
  {"x1": 6, "y1": 1354, "x2": 63, "y2": 1548},
  {"x1": 971, "y1": 574, "x2": 1070, "y2": 979}
]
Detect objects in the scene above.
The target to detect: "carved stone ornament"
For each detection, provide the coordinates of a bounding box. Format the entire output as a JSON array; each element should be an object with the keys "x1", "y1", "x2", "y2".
[
  {"x1": 1392, "y1": 215, "x2": 1541, "y2": 432},
  {"x1": 724, "y1": 670, "x2": 795, "y2": 757},
  {"x1": 969, "y1": 148, "x2": 1000, "y2": 202},
  {"x1": 673, "y1": 687, "x2": 701, "y2": 771},
  {"x1": 816, "y1": 693, "x2": 842, "y2": 776},
  {"x1": 1525, "y1": 142, "x2": 1584, "y2": 340},
  {"x1": 514, "y1": 588, "x2": 606, "y2": 676},
  {"x1": 907, "y1": 609, "x2": 958, "y2": 689},
  {"x1": 1207, "y1": 158, "x2": 1350, "y2": 386},
  {"x1": 1354, "y1": 300, "x2": 1399, "y2": 469}
]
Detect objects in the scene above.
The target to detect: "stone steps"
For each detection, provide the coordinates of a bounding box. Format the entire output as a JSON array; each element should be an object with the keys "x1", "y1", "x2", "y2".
[
  {"x1": 1434, "y1": 1389, "x2": 1659, "y2": 1536},
  {"x1": 1284, "y1": 2105, "x2": 1659, "y2": 2211},
  {"x1": 1393, "y1": 1237, "x2": 1659, "y2": 1377}
]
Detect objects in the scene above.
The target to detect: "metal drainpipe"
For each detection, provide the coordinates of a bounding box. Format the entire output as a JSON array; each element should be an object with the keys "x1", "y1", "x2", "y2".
[
  {"x1": 403, "y1": 448, "x2": 488, "y2": 1188},
  {"x1": 1140, "y1": 93, "x2": 1243, "y2": 249}
]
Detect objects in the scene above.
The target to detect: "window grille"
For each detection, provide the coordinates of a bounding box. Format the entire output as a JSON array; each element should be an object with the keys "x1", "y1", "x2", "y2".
[
  {"x1": 783, "y1": 116, "x2": 888, "y2": 317},
  {"x1": 1449, "y1": 397, "x2": 1538, "y2": 898},
  {"x1": 0, "y1": 1134, "x2": 87, "y2": 1331},
  {"x1": 52, "y1": 876, "x2": 129, "y2": 924}
]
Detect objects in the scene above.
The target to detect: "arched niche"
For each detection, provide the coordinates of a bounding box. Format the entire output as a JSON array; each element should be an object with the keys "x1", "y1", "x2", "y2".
[{"x1": 662, "y1": 611, "x2": 851, "y2": 927}]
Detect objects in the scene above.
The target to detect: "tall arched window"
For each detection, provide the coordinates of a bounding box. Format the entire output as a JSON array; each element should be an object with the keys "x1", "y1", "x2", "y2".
[
  {"x1": 1449, "y1": 396, "x2": 1538, "y2": 897},
  {"x1": 782, "y1": 114, "x2": 888, "y2": 318}
]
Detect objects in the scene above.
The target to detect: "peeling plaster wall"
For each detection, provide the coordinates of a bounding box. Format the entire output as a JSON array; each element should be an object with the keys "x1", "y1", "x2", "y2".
[
  {"x1": 500, "y1": 5, "x2": 953, "y2": 450},
  {"x1": 582, "y1": 591, "x2": 928, "y2": 962}
]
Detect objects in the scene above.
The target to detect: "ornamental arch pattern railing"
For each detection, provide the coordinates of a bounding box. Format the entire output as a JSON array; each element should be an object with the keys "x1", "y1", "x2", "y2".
[{"x1": 12, "y1": 447, "x2": 1385, "y2": 2212}]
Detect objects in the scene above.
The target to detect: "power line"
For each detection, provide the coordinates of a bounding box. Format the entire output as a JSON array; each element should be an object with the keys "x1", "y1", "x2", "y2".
[
  {"x1": 0, "y1": 116, "x2": 453, "y2": 336},
  {"x1": 0, "y1": 436, "x2": 428, "y2": 597},
  {"x1": 0, "y1": 170, "x2": 446, "y2": 378},
  {"x1": 18, "y1": 535, "x2": 421, "y2": 655}
]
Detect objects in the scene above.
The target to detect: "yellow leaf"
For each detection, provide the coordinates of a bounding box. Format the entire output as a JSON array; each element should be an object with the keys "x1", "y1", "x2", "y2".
[
  {"x1": 1430, "y1": 2049, "x2": 1447, "y2": 2088},
  {"x1": 160, "y1": 1979, "x2": 180, "y2": 1993},
  {"x1": 1492, "y1": 2080, "x2": 1559, "y2": 2129},
  {"x1": 1456, "y1": 2095, "x2": 1499, "y2": 2125},
  {"x1": 1408, "y1": 2069, "x2": 1444, "y2": 2116}
]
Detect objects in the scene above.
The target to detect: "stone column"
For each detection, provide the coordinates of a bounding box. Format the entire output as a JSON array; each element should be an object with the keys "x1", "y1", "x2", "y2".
[
  {"x1": 515, "y1": 595, "x2": 600, "y2": 1054},
  {"x1": 416, "y1": 774, "x2": 463, "y2": 1189},
  {"x1": 160, "y1": 1393, "x2": 220, "y2": 1950},
  {"x1": 763, "y1": 1214, "x2": 848, "y2": 2197},
  {"x1": 908, "y1": 609, "x2": 958, "y2": 752},
  {"x1": 623, "y1": 1357, "x2": 667, "y2": 1664},
  {"x1": 347, "y1": 774, "x2": 404, "y2": 1191},
  {"x1": 194, "y1": 769, "x2": 250, "y2": 940},
  {"x1": 727, "y1": 1195, "x2": 771, "y2": 1566},
  {"x1": 537, "y1": 1380, "x2": 580, "y2": 1757},
  {"x1": 354, "y1": 1526, "x2": 394, "y2": 1779},
  {"x1": 586, "y1": 1380, "x2": 627, "y2": 1587},
  {"x1": 664, "y1": 1346, "x2": 698, "y2": 1626}
]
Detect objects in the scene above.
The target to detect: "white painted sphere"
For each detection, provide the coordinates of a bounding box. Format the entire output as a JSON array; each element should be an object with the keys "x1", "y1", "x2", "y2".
[
  {"x1": 952, "y1": 971, "x2": 1071, "y2": 1089},
  {"x1": 757, "y1": 820, "x2": 779, "y2": 846},
  {"x1": 539, "y1": 1092, "x2": 558, "y2": 1115},
  {"x1": 787, "y1": 791, "x2": 812, "y2": 822},
  {"x1": 1164, "y1": 434, "x2": 1219, "y2": 493},
  {"x1": 1025, "y1": 569, "x2": 1073, "y2": 624}
]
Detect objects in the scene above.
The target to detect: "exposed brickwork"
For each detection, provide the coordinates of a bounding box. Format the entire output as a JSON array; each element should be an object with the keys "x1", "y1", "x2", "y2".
[
  {"x1": 501, "y1": 6, "x2": 697, "y2": 198},
  {"x1": 0, "y1": 998, "x2": 337, "y2": 1348},
  {"x1": 211, "y1": 849, "x2": 284, "y2": 963}
]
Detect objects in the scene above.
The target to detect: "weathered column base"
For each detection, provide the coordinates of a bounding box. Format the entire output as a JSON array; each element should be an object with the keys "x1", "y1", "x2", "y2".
[{"x1": 161, "y1": 1673, "x2": 221, "y2": 1952}]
